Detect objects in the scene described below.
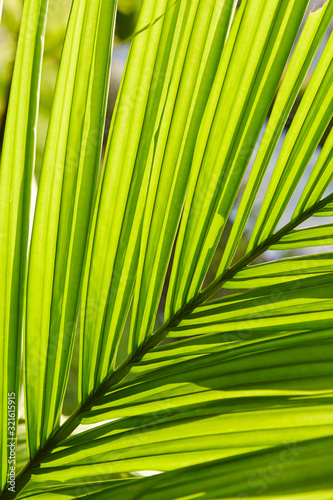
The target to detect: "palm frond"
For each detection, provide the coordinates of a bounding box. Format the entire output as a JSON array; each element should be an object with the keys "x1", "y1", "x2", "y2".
[
  {"x1": 1, "y1": 0, "x2": 333, "y2": 498},
  {"x1": 25, "y1": 0, "x2": 117, "y2": 457},
  {"x1": 0, "y1": 0, "x2": 49, "y2": 489}
]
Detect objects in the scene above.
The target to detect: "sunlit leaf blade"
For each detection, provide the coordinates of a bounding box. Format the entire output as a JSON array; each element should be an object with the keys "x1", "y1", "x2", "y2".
[
  {"x1": 81, "y1": 435, "x2": 333, "y2": 499},
  {"x1": 314, "y1": 201, "x2": 333, "y2": 216},
  {"x1": 248, "y1": 28, "x2": 333, "y2": 251},
  {"x1": 16, "y1": 478, "x2": 137, "y2": 499},
  {"x1": 190, "y1": 190, "x2": 333, "y2": 310},
  {"x1": 15, "y1": 329, "x2": 333, "y2": 496},
  {"x1": 79, "y1": 0, "x2": 176, "y2": 402},
  {"x1": 217, "y1": 0, "x2": 333, "y2": 276},
  {"x1": 78, "y1": 0, "x2": 234, "y2": 397},
  {"x1": 19, "y1": 252, "x2": 333, "y2": 484},
  {"x1": 0, "y1": 0, "x2": 48, "y2": 490},
  {"x1": 25, "y1": 0, "x2": 117, "y2": 456},
  {"x1": 165, "y1": 0, "x2": 310, "y2": 319},
  {"x1": 170, "y1": 274, "x2": 333, "y2": 338},
  {"x1": 293, "y1": 124, "x2": 333, "y2": 217},
  {"x1": 128, "y1": 0, "x2": 235, "y2": 352},
  {"x1": 271, "y1": 224, "x2": 333, "y2": 249},
  {"x1": 77, "y1": 332, "x2": 333, "y2": 420},
  {"x1": 224, "y1": 253, "x2": 333, "y2": 289}
]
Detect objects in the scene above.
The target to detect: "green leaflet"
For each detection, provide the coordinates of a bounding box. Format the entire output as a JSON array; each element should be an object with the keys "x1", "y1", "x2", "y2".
[
  {"x1": 16, "y1": 478, "x2": 137, "y2": 499},
  {"x1": 16, "y1": 424, "x2": 29, "y2": 473},
  {"x1": 217, "y1": 0, "x2": 333, "y2": 276},
  {"x1": 82, "y1": 435, "x2": 333, "y2": 499},
  {"x1": 0, "y1": 0, "x2": 49, "y2": 490},
  {"x1": 165, "y1": 0, "x2": 310, "y2": 318},
  {"x1": 79, "y1": 0, "x2": 171, "y2": 402},
  {"x1": 15, "y1": 331, "x2": 333, "y2": 496},
  {"x1": 17, "y1": 274, "x2": 332, "y2": 492},
  {"x1": 248, "y1": 28, "x2": 333, "y2": 251},
  {"x1": 171, "y1": 273, "x2": 333, "y2": 337},
  {"x1": 25, "y1": 0, "x2": 117, "y2": 456},
  {"x1": 314, "y1": 201, "x2": 333, "y2": 217},
  {"x1": 128, "y1": 0, "x2": 235, "y2": 352},
  {"x1": 294, "y1": 124, "x2": 333, "y2": 217},
  {"x1": 85, "y1": 333, "x2": 333, "y2": 416},
  {"x1": 224, "y1": 253, "x2": 333, "y2": 288},
  {"x1": 271, "y1": 224, "x2": 333, "y2": 249},
  {"x1": 79, "y1": 0, "x2": 235, "y2": 399}
]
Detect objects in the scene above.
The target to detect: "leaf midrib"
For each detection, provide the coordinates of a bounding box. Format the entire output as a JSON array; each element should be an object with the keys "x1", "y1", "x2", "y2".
[{"x1": 8, "y1": 189, "x2": 333, "y2": 499}]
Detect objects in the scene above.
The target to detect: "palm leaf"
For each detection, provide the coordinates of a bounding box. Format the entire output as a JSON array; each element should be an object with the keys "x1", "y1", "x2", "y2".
[
  {"x1": 165, "y1": 0, "x2": 319, "y2": 316},
  {"x1": 25, "y1": 0, "x2": 117, "y2": 457},
  {"x1": 1, "y1": 0, "x2": 333, "y2": 498},
  {"x1": 0, "y1": 0, "x2": 49, "y2": 490},
  {"x1": 79, "y1": 0, "x2": 235, "y2": 399}
]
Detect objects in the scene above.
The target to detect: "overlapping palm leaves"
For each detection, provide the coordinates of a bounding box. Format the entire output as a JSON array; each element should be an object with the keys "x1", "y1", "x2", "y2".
[{"x1": 0, "y1": 0, "x2": 333, "y2": 498}]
